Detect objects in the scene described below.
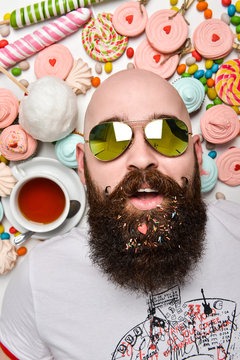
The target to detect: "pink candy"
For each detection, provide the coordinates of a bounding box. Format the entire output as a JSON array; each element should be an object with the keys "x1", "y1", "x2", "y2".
[{"x1": 0, "y1": 8, "x2": 92, "y2": 69}]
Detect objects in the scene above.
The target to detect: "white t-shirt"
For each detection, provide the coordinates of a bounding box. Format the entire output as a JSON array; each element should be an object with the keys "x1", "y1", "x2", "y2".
[{"x1": 0, "y1": 199, "x2": 240, "y2": 360}]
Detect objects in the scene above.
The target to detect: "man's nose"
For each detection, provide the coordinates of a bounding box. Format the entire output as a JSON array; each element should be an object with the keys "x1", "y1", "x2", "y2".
[{"x1": 125, "y1": 129, "x2": 159, "y2": 171}]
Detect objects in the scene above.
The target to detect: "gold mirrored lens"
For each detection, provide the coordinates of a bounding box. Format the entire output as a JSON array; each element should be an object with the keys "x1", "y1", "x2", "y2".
[
  {"x1": 89, "y1": 122, "x2": 132, "y2": 161},
  {"x1": 145, "y1": 119, "x2": 189, "y2": 157}
]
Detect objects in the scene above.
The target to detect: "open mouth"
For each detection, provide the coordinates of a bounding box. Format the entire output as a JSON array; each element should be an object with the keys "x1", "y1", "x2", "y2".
[{"x1": 129, "y1": 187, "x2": 164, "y2": 211}]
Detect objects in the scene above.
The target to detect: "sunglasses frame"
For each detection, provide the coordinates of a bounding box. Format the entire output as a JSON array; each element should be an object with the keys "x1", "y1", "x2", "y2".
[{"x1": 84, "y1": 118, "x2": 192, "y2": 162}]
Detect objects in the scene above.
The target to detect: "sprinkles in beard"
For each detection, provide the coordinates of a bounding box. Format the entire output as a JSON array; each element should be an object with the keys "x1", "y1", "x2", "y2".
[{"x1": 84, "y1": 157, "x2": 207, "y2": 293}]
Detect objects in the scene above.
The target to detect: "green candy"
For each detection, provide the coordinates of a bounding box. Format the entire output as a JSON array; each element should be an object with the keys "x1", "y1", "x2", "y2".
[
  {"x1": 206, "y1": 104, "x2": 214, "y2": 110},
  {"x1": 199, "y1": 76, "x2": 207, "y2": 85},
  {"x1": 214, "y1": 58, "x2": 224, "y2": 65},
  {"x1": 231, "y1": 15, "x2": 240, "y2": 25},
  {"x1": 11, "y1": 68, "x2": 22, "y2": 77},
  {"x1": 236, "y1": 24, "x2": 240, "y2": 33},
  {"x1": 204, "y1": 85, "x2": 208, "y2": 93},
  {"x1": 213, "y1": 98, "x2": 223, "y2": 105},
  {"x1": 181, "y1": 72, "x2": 191, "y2": 78}
]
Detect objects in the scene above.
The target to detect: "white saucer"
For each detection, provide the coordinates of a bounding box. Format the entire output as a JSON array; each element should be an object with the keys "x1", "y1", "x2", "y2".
[{"x1": 2, "y1": 157, "x2": 86, "y2": 240}]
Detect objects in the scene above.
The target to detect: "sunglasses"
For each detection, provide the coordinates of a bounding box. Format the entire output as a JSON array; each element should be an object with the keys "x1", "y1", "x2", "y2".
[{"x1": 85, "y1": 118, "x2": 192, "y2": 161}]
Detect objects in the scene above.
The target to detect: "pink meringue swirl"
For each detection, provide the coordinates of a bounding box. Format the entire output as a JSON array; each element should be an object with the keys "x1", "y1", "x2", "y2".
[
  {"x1": 216, "y1": 147, "x2": 240, "y2": 186},
  {"x1": 0, "y1": 124, "x2": 38, "y2": 161},
  {"x1": 0, "y1": 89, "x2": 19, "y2": 129},
  {"x1": 200, "y1": 104, "x2": 240, "y2": 144}
]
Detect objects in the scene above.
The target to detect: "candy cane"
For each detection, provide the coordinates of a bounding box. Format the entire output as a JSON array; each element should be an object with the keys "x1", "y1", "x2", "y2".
[
  {"x1": 0, "y1": 0, "x2": 102, "y2": 29},
  {"x1": 0, "y1": 8, "x2": 92, "y2": 69}
]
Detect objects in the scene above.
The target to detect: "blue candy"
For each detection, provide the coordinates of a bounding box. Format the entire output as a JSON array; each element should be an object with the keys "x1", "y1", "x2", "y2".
[
  {"x1": 1, "y1": 232, "x2": 10, "y2": 240},
  {"x1": 211, "y1": 63, "x2": 219, "y2": 73},
  {"x1": 194, "y1": 69, "x2": 205, "y2": 79},
  {"x1": 208, "y1": 150, "x2": 217, "y2": 159},
  {"x1": 228, "y1": 4, "x2": 236, "y2": 17},
  {"x1": 205, "y1": 69, "x2": 213, "y2": 79}
]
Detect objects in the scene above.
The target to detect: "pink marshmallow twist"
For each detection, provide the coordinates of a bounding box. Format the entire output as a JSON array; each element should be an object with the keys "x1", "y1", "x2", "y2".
[{"x1": 0, "y1": 7, "x2": 92, "y2": 69}]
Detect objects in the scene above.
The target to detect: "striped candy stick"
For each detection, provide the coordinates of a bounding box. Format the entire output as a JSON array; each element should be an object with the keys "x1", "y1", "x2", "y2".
[
  {"x1": 0, "y1": 0, "x2": 103, "y2": 29},
  {"x1": 0, "y1": 8, "x2": 92, "y2": 69}
]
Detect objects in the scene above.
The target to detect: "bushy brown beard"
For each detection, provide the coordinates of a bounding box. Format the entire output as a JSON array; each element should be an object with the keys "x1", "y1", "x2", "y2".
[{"x1": 84, "y1": 156, "x2": 207, "y2": 294}]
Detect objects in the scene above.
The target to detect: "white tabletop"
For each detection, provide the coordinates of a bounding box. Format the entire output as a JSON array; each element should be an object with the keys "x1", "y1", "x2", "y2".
[{"x1": 0, "y1": 0, "x2": 240, "y2": 310}]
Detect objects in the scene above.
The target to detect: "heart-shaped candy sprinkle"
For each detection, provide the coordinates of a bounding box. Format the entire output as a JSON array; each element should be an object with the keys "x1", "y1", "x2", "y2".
[
  {"x1": 126, "y1": 15, "x2": 133, "y2": 24},
  {"x1": 163, "y1": 25, "x2": 171, "y2": 34},
  {"x1": 49, "y1": 58, "x2": 56, "y2": 67},
  {"x1": 153, "y1": 54, "x2": 161, "y2": 63},
  {"x1": 138, "y1": 223, "x2": 148, "y2": 234},
  {"x1": 212, "y1": 33, "x2": 220, "y2": 42},
  {"x1": 234, "y1": 164, "x2": 240, "y2": 171}
]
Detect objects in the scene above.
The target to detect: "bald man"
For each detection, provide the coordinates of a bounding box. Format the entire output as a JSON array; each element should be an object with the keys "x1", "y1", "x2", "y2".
[{"x1": 0, "y1": 70, "x2": 240, "y2": 360}]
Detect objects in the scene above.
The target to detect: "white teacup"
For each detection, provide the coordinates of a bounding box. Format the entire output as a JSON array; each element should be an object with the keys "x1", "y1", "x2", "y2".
[{"x1": 10, "y1": 171, "x2": 70, "y2": 233}]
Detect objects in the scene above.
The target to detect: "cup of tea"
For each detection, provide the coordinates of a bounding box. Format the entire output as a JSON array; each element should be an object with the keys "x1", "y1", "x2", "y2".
[{"x1": 10, "y1": 173, "x2": 70, "y2": 233}]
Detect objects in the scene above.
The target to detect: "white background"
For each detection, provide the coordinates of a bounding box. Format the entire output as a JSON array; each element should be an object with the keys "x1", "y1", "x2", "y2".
[{"x1": 0, "y1": 0, "x2": 239, "y2": 310}]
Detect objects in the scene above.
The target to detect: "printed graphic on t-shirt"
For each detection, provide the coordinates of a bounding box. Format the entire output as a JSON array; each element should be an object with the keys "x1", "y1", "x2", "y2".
[{"x1": 112, "y1": 286, "x2": 240, "y2": 359}]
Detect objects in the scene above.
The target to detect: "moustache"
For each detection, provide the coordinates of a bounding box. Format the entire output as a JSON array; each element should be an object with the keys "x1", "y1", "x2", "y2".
[{"x1": 107, "y1": 169, "x2": 188, "y2": 201}]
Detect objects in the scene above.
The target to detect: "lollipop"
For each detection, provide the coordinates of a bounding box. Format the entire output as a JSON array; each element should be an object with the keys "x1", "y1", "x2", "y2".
[
  {"x1": 34, "y1": 44, "x2": 74, "y2": 79},
  {"x1": 216, "y1": 147, "x2": 240, "y2": 186},
  {"x1": 0, "y1": 89, "x2": 19, "y2": 129},
  {"x1": 112, "y1": 1, "x2": 148, "y2": 37},
  {"x1": 134, "y1": 39, "x2": 179, "y2": 79},
  {"x1": 215, "y1": 59, "x2": 240, "y2": 106},
  {"x1": 192, "y1": 19, "x2": 234, "y2": 59},
  {"x1": 82, "y1": 13, "x2": 128, "y2": 62},
  {"x1": 200, "y1": 104, "x2": 240, "y2": 144},
  {"x1": 200, "y1": 153, "x2": 218, "y2": 193},
  {"x1": 145, "y1": 9, "x2": 189, "y2": 54},
  {"x1": 1, "y1": 0, "x2": 103, "y2": 29},
  {"x1": 0, "y1": 8, "x2": 92, "y2": 69}
]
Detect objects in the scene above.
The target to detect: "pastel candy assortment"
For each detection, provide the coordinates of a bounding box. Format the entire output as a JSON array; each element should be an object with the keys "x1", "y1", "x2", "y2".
[
  {"x1": 10, "y1": 0, "x2": 102, "y2": 29},
  {"x1": 215, "y1": 59, "x2": 240, "y2": 105},
  {"x1": 82, "y1": 13, "x2": 128, "y2": 62},
  {"x1": 0, "y1": 7, "x2": 91, "y2": 69},
  {"x1": 193, "y1": 19, "x2": 234, "y2": 59},
  {"x1": 34, "y1": 44, "x2": 74, "y2": 79},
  {"x1": 0, "y1": 124, "x2": 38, "y2": 161},
  {"x1": 112, "y1": 1, "x2": 148, "y2": 37},
  {"x1": 200, "y1": 104, "x2": 240, "y2": 144},
  {"x1": 0, "y1": 89, "x2": 19, "y2": 129},
  {"x1": 134, "y1": 39, "x2": 179, "y2": 79},
  {"x1": 200, "y1": 153, "x2": 218, "y2": 193},
  {"x1": 145, "y1": 9, "x2": 189, "y2": 54},
  {"x1": 172, "y1": 78, "x2": 205, "y2": 113},
  {"x1": 55, "y1": 133, "x2": 84, "y2": 168},
  {"x1": 216, "y1": 147, "x2": 240, "y2": 186}
]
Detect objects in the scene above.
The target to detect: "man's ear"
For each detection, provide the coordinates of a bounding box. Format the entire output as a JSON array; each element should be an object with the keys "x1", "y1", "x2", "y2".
[
  {"x1": 192, "y1": 134, "x2": 203, "y2": 173},
  {"x1": 76, "y1": 143, "x2": 86, "y2": 185}
]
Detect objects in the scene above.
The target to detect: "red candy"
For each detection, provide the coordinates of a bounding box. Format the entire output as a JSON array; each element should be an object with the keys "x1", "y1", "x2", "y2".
[
  {"x1": 221, "y1": 0, "x2": 231, "y2": 6},
  {"x1": 9, "y1": 226, "x2": 17, "y2": 234},
  {"x1": 0, "y1": 39, "x2": 8, "y2": 48},
  {"x1": 192, "y1": 50, "x2": 202, "y2": 61},
  {"x1": 126, "y1": 47, "x2": 134, "y2": 58}
]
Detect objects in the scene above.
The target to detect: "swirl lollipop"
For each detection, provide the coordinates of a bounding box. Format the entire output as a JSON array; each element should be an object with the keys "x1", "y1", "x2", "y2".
[
  {"x1": 82, "y1": 13, "x2": 128, "y2": 62},
  {"x1": 0, "y1": 89, "x2": 19, "y2": 129},
  {"x1": 134, "y1": 39, "x2": 179, "y2": 79},
  {"x1": 193, "y1": 19, "x2": 234, "y2": 59},
  {"x1": 216, "y1": 147, "x2": 240, "y2": 186},
  {"x1": 200, "y1": 104, "x2": 240, "y2": 144},
  {"x1": 145, "y1": 9, "x2": 189, "y2": 54},
  {"x1": 200, "y1": 153, "x2": 218, "y2": 193},
  {"x1": 215, "y1": 59, "x2": 240, "y2": 106}
]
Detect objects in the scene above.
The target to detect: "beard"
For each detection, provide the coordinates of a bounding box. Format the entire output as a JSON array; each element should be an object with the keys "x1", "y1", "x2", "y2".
[{"x1": 84, "y1": 155, "x2": 207, "y2": 294}]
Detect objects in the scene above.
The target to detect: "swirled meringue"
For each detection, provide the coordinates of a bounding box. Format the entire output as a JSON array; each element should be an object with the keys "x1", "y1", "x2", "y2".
[
  {"x1": 55, "y1": 133, "x2": 84, "y2": 168},
  {"x1": 200, "y1": 153, "x2": 218, "y2": 193},
  {"x1": 0, "y1": 240, "x2": 18, "y2": 275},
  {"x1": 65, "y1": 58, "x2": 92, "y2": 95},
  {"x1": 200, "y1": 104, "x2": 240, "y2": 144},
  {"x1": 0, "y1": 88, "x2": 19, "y2": 129},
  {"x1": 216, "y1": 147, "x2": 240, "y2": 186},
  {"x1": 0, "y1": 124, "x2": 38, "y2": 161},
  {"x1": 0, "y1": 162, "x2": 17, "y2": 197},
  {"x1": 173, "y1": 78, "x2": 205, "y2": 113}
]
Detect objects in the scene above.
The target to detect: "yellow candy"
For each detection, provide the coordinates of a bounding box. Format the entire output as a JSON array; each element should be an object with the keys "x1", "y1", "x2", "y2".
[
  {"x1": 205, "y1": 59, "x2": 213, "y2": 69},
  {"x1": 170, "y1": 0, "x2": 178, "y2": 5},
  {"x1": 0, "y1": 155, "x2": 9, "y2": 165},
  {"x1": 237, "y1": 33, "x2": 240, "y2": 42},
  {"x1": 207, "y1": 87, "x2": 217, "y2": 100},
  {"x1": 0, "y1": 224, "x2": 4, "y2": 234},
  {"x1": 232, "y1": 105, "x2": 240, "y2": 114},
  {"x1": 3, "y1": 13, "x2": 10, "y2": 20},
  {"x1": 171, "y1": 6, "x2": 179, "y2": 11},
  {"x1": 188, "y1": 64, "x2": 198, "y2": 74},
  {"x1": 104, "y1": 62, "x2": 112, "y2": 74},
  {"x1": 236, "y1": 1, "x2": 240, "y2": 12},
  {"x1": 14, "y1": 231, "x2": 22, "y2": 237}
]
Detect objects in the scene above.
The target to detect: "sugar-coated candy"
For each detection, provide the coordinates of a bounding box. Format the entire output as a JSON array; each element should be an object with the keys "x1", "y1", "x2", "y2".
[
  {"x1": 170, "y1": 0, "x2": 178, "y2": 5},
  {"x1": 196, "y1": 1, "x2": 208, "y2": 11},
  {"x1": 0, "y1": 224, "x2": 4, "y2": 234},
  {"x1": 126, "y1": 47, "x2": 134, "y2": 59},
  {"x1": 221, "y1": 13, "x2": 231, "y2": 24},
  {"x1": 19, "y1": 61, "x2": 30, "y2": 71},
  {"x1": 222, "y1": 0, "x2": 231, "y2": 6},
  {"x1": 0, "y1": 25, "x2": 10, "y2": 37},
  {"x1": 17, "y1": 247, "x2": 27, "y2": 256},
  {"x1": 91, "y1": 77, "x2": 101, "y2": 87},
  {"x1": 214, "y1": 98, "x2": 222, "y2": 105},
  {"x1": 95, "y1": 63, "x2": 102, "y2": 75},
  {"x1": 192, "y1": 50, "x2": 202, "y2": 61},
  {"x1": 207, "y1": 87, "x2": 217, "y2": 100},
  {"x1": 186, "y1": 56, "x2": 196, "y2": 66},
  {"x1": 11, "y1": 68, "x2": 21, "y2": 76},
  {"x1": 204, "y1": 8, "x2": 212, "y2": 19},
  {"x1": 177, "y1": 64, "x2": 186, "y2": 75},
  {"x1": 208, "y1": 150, "x2": 217, "y2": 159},
  {"x1": 236, "y1": 0, "x2": 240, "y2": 12},
  {"x1": 9, "y1": 226, "x2": 17, "y2": 234},
  {"x1": 181, "y1": 72, "x2": 191, "y2": 77},
  {"x1": 206, "y1": 104, "x2": 214, "y2": 110},
  {"x1": 3, "y1": 13, "x2": 10, "y2": 20},
  {"x1": 231, "y1": 15, "x2": 240, "y2": 25},
  {"x1": 205, "y1": 69, "x2": 212, "y2": 79},
  {"x1": 188, "y1": 64, "x2": 198, "y2": 74},
  {"x1": 19, "y1": 79, "x2": 29, "y2": 88},
  {"x1": 0, "y1": 40, "x2": 8, "y2": 48},
  {"x1": 205, "y1": 60, "x2": 213, "y2": 69},
  {"x1": 228, "y1": 4, "x2": 236, "y2": 16},
  {"x1": 216, "y1": 192, "x2": 226, "y2": 200},
  {"x1": 214, "y1": 58, "x2": 224, "y2": 64},
  {"x1": 211, "y1": 63, "x2": 219, "y2": 73},
  {"x1": 207, "y1": 78, "x2": 214, "y2": 87},
  {"x1": 1, "y1": 232, "x2": 10, "y2": 240},
  {"x1": 104, "y1": 62, "x2": 112, "y2": 74},
  {"x1": 232, "y1": 105, "x2": 240, "y2": 114},
  {"x1": 199, "y1": 76, "x2": 207, "y2": 85},
  {"x1": 194, "y1": 69, "x2": 205, "y2": 79},
  {"x1": 14, "y1": 231, "x2": 21, "y2": 237},
  {"x1": 127, "y1": 63, "x2": 135, "y2": 69}
]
